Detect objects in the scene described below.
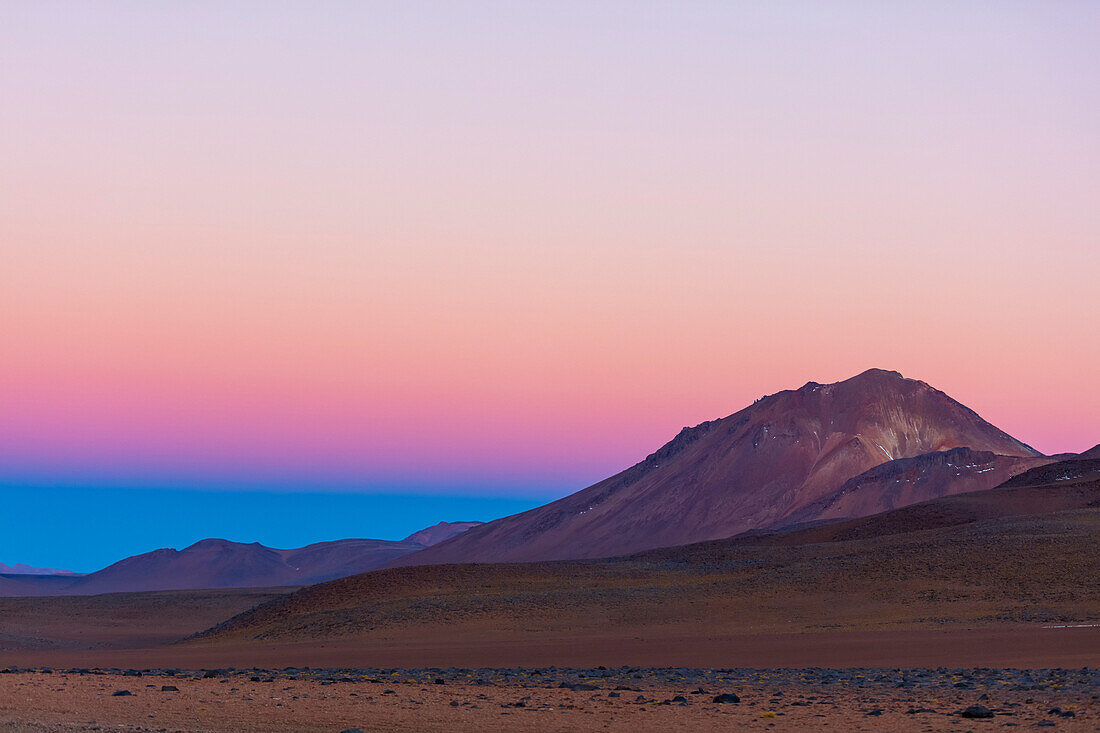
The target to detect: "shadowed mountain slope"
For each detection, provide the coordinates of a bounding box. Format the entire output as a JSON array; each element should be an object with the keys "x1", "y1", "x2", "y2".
[
  {"x1": 392, "y1": 369, "x2": 1041, "y2": 565},
  {"x1": 777, "y1": 447, "x2": 1052, "y2": 527},
  {"x1": 998, "y1": 455, "x2": 1100, "y2": 489}
]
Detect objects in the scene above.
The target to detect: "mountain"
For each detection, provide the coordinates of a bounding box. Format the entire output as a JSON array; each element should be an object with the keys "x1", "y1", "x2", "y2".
[
  {"x1": 403, "y1": 521, "x2": 484, "y2": 546},
  {"x1": 0, "y1": 563, "x2": 78, "y2": 576},
  {"x1": 391, "y1": 369, "x2": 1042, "y2": 565},
  {"x1": 0, "y1": 521, "x2": 484, "y2": 597},
  {"x1": 57, "y1": 537, "x2": 425, "y2": 595},
  {"x1": 195, "y1": 475, "x2": 1100, "y2": 646}
]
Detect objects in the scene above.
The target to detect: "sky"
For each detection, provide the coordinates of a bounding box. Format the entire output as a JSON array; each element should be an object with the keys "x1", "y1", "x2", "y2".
[{"x1": 1, "y1": 2, "x2": 1098, "y2": 571}]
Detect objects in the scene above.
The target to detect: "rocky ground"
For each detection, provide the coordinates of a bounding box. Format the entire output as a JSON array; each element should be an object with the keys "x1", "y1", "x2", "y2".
[{"x1": 0, "y1": 666, "x2": 1097, "y2": 732}]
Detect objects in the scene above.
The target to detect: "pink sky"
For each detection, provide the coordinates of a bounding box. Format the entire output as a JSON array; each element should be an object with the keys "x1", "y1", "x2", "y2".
[{"x1": 1, "y1": 2, "x2": 1097, "y2": 496}]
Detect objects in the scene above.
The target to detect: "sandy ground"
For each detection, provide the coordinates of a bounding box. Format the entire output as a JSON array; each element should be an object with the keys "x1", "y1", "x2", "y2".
[
  {"x1": 5, "y1": 625, "x2": 1099, "y2": 671},
  {"x1": 1, "y1": 667, "x2": 1097, "y2": 732}
]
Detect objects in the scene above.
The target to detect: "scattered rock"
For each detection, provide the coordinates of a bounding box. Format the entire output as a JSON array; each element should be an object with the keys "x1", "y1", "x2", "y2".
[
  {"x1": 110, "y1": 690, "x2": 131, "y2": 697},
  {"x1": 713, "y1": 693, "x2": 741, "y2": 704},
  {"x1": 960, "y1": 705, "x2": 994, "y2": 719},
  {"x1": 160, "y1": 685, "x2": 178, "y2": 692}
]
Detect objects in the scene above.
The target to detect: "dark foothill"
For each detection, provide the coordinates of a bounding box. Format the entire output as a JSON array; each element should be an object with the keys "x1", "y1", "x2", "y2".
[
  {"x1": 161, "y1": 685, "x2": 178, "y2": 692},
  {"x1": 110, "y1": 690, "x2": 131, "y2": 697},
  {"x1": 960, "y1": 704, "x2": 994, "y2": 718},
  {"x1": 713, "y1": 693, "x2": 741, "y2": 704}
]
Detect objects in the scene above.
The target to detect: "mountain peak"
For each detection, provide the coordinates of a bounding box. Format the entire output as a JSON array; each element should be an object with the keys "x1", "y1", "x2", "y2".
[
  {"x1": 850, "y1": 367, "x2": 906, "y2": 381},
  {"x1": 796, "y1": 369, "x2": 918, "y2": 397}
]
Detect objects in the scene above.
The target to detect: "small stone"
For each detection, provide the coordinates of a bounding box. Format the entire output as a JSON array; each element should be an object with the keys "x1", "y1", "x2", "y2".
[
  {"x1": 713, "y1": 693, "x2": 741, "y2": 704},
  {"x1": 160, "y1": 686, "x2": 178, "y2": 692},
  {"x1": 110, "y1": 690, "x2": 131, "y2": 697}
]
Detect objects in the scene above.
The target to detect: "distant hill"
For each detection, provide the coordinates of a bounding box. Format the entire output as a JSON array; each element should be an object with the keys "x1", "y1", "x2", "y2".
[
  {"x1": 0, "y1": 520, "x2": 483, "y2": 597},
  {"x1": 0, "y1": 563, "x2": 78, "y2": 576},
  {"x1": 403, "y1": 521, "x2": 484, "y2": 546},
  {"x1": 391, "y1": 369, "x2": 1042, "y2": 565}
]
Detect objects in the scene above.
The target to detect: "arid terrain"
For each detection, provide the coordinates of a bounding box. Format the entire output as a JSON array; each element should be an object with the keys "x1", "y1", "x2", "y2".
[
  {"x1": 1, "y1": 665, "x2": 1097, "y2": 732},
  {"x1": 1, "y1": 385, "x2": 1096, "y2": 730}
]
